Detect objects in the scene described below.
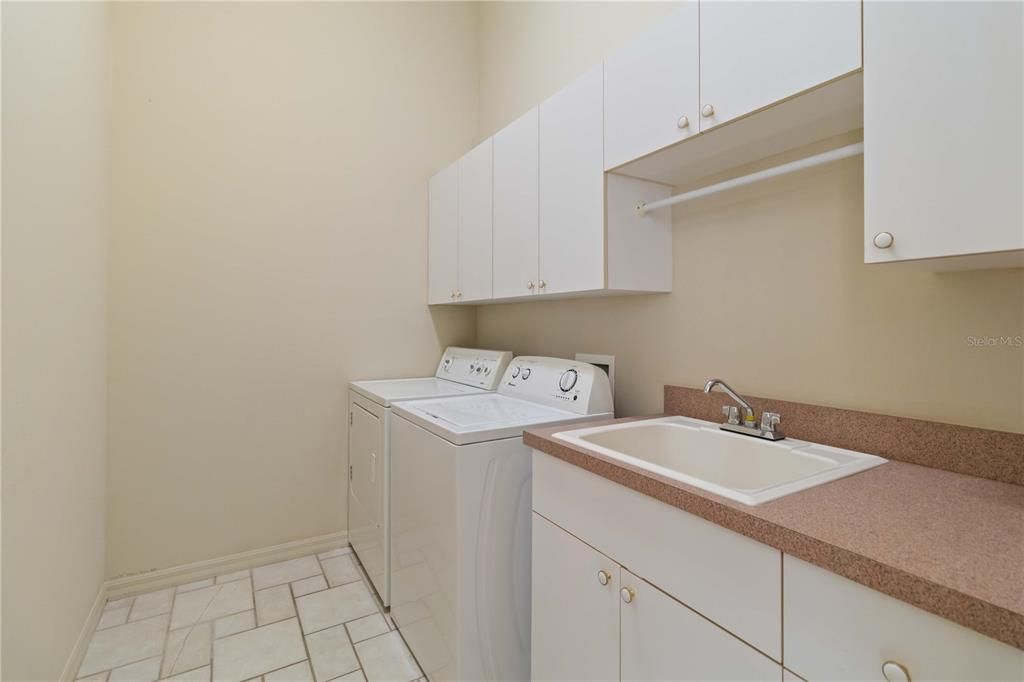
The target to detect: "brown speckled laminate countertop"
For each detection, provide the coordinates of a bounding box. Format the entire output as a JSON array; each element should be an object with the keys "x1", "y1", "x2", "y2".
[{"x1": 525, "y1": 417, "x2": 1024, "y2": 651}]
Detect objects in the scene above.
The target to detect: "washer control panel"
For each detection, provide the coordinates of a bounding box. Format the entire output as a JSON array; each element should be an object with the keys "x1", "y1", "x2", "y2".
[
  {"x1": 435, "y1": 347, "x2": 513, "y2": 390},
  {"x1": 499, "y1": 356, "x2": 613, "y2": 415}
]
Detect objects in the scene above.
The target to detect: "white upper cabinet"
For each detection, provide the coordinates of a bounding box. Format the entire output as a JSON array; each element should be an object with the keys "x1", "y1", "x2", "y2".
[
  {"x1": 493, "y1": 108, "x2": 540, "y2": 299},
  {"x1": 427, "y1": 161, "x2": 458, "y2": 305},
  {"x1": 604, "y1": 3, "x2": 699, "y2": 170},
  {"x1": 699, "y1": 1, "x2": 861, "y2": 131},
  {"x1": 456, "y1": 138, "x2": 493, "y2": 302},
  {"x1": 539, "y1": 64, "x2": 606, "y2": 296},
  {"x1": 864, "y1": 1, "x2": 1024, "y2": 267}
]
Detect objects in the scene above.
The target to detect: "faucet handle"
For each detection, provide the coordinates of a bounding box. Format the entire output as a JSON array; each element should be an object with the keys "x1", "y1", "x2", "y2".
[
  {"x1": 722, "y1": 405, "x2": 740, "y2": 425},
  {"x1": 760, "y1": 412, "x2": 781, "y2": 433}
]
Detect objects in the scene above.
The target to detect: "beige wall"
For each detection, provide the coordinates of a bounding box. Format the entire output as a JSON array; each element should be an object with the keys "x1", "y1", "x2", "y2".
[
  {"x1": 107, "y1": 2, "x2": 478, "y2": 577},
  {"x1": 1, "y1": 2, "x2": 112, "y2": 678},
  {"x1": 475, "y1": 2, "x2": 1024, "y2": 433}
]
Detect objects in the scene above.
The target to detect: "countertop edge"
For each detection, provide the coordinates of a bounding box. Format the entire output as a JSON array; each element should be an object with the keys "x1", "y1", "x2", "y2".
[{"x1": 523, "y1": 427, "x2": 1024, "y2": 652}]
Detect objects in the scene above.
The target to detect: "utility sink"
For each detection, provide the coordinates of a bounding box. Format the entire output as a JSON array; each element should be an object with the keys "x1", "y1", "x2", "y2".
[{"x1": 553, "y1": 416, "x2": 887, "y2": 506}]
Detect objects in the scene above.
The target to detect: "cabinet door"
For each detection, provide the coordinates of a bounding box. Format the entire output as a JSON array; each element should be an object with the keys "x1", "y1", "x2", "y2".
[
  {"x1": 532, "y1": 513, "x2": 619, "y2": 681},
  {"x1": 864, "y1": 1, "x2": 1023, "y2": 263},
  {"x1": 620, "y1": 568, "x2": 781, "y2": 681},
  {"x1": 493, "y1": 107, "x2": 539, "y2": 299},
  {"x1": 427, "y1": 161, "x2": 459, "y2": 304},
  {"x1": 604, "y1": 3, "x2": 699, "y2": 169},
  {"x1": 699, "y1": 1, "x2": 860, "y2": 131},
  {"x1": 457, "y1": 138, "x2": 493, "y2": 302},
  {"x1": 539, "y1": 64, "x2": 605, "y2": 296}
]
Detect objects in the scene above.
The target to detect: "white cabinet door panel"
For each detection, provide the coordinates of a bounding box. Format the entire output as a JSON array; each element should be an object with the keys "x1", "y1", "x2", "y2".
[
  {"x1": 785, "y1": 555, "x2": 1024, "y2": 681},
  {"x1": 493, "y1": 107, "x2": 539, "y2": 299},
  {"x1": 699, "y1": 1, "x2": 861, "y2": 130},
  {"x1": 621, "y1": 569, "x2": 781, "y2": 681},
  {"x1": 539, "y1": 64, "x2": 606, "y2": 295},
  {"x1": 457, "y1": 138, "x2": 493, "y2": 302},
  {"x1": 604, "y1": 3, "x2": 699, "y2": 169},
  {"x1": 428, "y1": 161, "x2": 459, "y2": 304},
  {"x1": 864, "y1": 1, "x2": 1024, "y2": 262},
  {"x1": 532, "y1": 513, "x2": 619, "y2": 682}
]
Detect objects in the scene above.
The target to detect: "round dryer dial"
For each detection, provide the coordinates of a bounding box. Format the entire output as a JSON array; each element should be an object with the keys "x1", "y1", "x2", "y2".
[{"x1": 559, "y1": 369, "x2": 579, "y2": 392}]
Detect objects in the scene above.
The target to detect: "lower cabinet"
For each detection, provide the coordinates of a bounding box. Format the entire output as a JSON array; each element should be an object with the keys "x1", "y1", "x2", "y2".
[{"x1": 532, "y1": 512, "x2": 781, "y2": 681}]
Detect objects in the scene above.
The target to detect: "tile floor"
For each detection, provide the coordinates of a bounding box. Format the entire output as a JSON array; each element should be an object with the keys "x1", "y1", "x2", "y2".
[{"x1": 77, "y1": 547, "x2": 423, "y2": 682}]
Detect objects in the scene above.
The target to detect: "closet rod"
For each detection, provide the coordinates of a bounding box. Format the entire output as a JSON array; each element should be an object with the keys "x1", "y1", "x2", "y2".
[{"x1": 634, "y1": 142, "x2": 864, "y2": 217}]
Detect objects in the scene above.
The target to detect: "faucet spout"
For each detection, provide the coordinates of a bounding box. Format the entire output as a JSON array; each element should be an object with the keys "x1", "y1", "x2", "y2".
[{"x1": 703, "y1": 378, "x2": 755, "y2": 425}]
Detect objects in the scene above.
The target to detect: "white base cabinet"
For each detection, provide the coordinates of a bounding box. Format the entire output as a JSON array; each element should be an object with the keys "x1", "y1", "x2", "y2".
[
  {"x1": 533, "y1": 450, "x2": 1024, "y2": 681},
  {"x1": 532, "y1": 512, "x2": 780, "y2": 682}
]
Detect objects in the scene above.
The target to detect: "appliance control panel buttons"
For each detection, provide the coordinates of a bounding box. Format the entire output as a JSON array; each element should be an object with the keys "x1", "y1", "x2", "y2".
[{"x1": 511, "y1": 366, "x2": 520, "y2": 378}]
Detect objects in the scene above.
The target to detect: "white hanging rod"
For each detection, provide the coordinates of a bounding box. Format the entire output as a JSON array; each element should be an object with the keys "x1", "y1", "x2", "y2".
[{"x1": 634, "y1": 141, "x2": 864, "y2": 217}]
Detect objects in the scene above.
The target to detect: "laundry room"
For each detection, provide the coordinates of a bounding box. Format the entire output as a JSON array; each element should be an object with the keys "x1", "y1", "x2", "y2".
[{"x1": 2, "y1": 2, "x2": 1023, "y2": 681}]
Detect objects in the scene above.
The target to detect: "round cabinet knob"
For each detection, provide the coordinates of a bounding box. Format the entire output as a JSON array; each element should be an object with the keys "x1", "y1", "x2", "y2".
[
  {"x1": 676, "y1": 115, "x2": 690, "y2": 129},
  {"x1": 538, "y1": 280, "x2": 547, "y2": 290},
  {"x1": 558, "y1": 369, "x2": 579, "y2": 393},
  {"x1": 701, "y1": 104, "x2": 715, "y2": 118},
  {"x1": 527, "y1": 281, "x2": 535, "y2": 290},
  {"x1": 456, "y1": 291, "x2": 463, "y2": 299},
  {"x1": 873, "y1": 232, "x2": 895, "y2": 249},
  {"x1": 450, "y1": 291, "x2": 456, "y2": 299},
  {"x1": 597, "y1": 570, "x2": 611, "y2": 586},
  {"x1": 881, "y1": 661, "x2": 910, "y2": 682},
  {"x1": 620, "y1": 587, "x2": 635, "y2": 604}
]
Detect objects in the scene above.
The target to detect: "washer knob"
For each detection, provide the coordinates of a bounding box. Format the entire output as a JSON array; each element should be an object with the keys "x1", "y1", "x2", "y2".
[
  {"x1": 521, "y1": 368, "x2": 532, "y2": 380},
  {"x1": 558, "y1": 369, "x2": 579, "y2": 393},
  {"x1": 873, "y1": 232, "x2": 895, "y2": 249},
  {"x1": 511, "y1": 366, "x2": 520, "y2": 378}
]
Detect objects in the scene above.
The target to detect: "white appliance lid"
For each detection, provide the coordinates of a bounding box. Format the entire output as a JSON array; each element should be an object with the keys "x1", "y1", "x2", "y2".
[
  {"x1": 350, "y1": 377, "x2": 484, "y2": 407},
  {"x1": 412, "y1": 393, "x2": 571, "y2": 429}
]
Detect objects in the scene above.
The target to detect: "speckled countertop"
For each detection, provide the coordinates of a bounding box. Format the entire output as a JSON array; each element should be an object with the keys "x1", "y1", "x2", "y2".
[{"x1": 524, "y1": 418, "x2": 1024, "y2": 651}]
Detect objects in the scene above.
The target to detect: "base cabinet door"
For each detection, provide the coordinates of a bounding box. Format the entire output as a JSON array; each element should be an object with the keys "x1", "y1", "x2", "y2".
[
  {"x1": 620, "y1": 569, "x2": 781, "y2": 681},
  {"x1": 532, "y1": 513, "x2": 619, "y2": 681},
  {"x1": 347, "y1": 400, "x2": 386, "y2": 601}
]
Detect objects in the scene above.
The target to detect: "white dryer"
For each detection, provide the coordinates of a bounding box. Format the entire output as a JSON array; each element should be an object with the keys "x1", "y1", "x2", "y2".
[
  {"x1": 388, "y1": 357, "x2": 613, "y2": 681},
  {"x1": 348, "y1": 347, "x2": 512, "y2": 608}
]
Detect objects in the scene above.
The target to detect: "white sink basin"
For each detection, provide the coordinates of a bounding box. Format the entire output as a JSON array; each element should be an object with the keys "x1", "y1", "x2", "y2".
[{"x1": 553, "y1": 416, "x2": 887, "y2": 506}]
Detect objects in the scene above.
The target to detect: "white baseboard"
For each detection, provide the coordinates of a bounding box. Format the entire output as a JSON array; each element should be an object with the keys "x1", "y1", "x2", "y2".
[
  {"x1": 62, "y1": 531, "x2": 348, "y2": 680},
  {"x1": 105, "y1": 530, "x2": 349, "y2": 600},
  {"x1": 60, "y1": 581, "x2": 107, "y2": 682}
]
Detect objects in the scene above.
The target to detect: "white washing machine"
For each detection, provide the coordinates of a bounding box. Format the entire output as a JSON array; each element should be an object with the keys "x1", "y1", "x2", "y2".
[
  {"x1": 388, "y1": 357, "x2": 614, "y2": 681},
  {"x1": 348, "y1": 347, "x2": 512, "y2": 608}
]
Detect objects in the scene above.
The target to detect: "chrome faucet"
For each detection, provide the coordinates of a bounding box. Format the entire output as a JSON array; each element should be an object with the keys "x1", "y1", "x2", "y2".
[{"x1": 703, "y1": 378, "x2": 785, "y2": 441}]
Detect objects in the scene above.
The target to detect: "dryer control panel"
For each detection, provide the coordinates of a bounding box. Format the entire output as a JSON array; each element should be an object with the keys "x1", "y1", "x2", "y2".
[
  {"x1": 498, "y1": 356, "x2": 614, "y2": 416},
  {"x1": 435, "y1": 347, "x2": 513, "y2": 390}
]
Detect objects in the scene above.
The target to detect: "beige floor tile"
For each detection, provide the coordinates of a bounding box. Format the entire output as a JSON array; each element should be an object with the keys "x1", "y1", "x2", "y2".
[
  {"x1": 305, "y1": 624, "x2": 359, "y2": 682},
  {"x1": 336, "y1": 671, "x2": 365, "y2": 682},
  {"x1": 78, "y1": 614, "x2": 170, "y2": 676},
  {"x1": 164, "y1": 665, "x2": 211, "y2": 681},
  {"x1": 214, "y1": 610, "x2": 256, "y2": 639},
  {"x1": 108, "y1": 655, "x2": 161, "y2": 682},
  {"x1": 295, "y1": 582, "x2": 377, "y2": 635},
  {"x1": 290, "y1": 575, "x2": 327, "y2": 598},
  {"x1": 321, "y1": 556, "x2": 360, "y2": 587},
  {"x1": 178, "y1": 578, "x2": 215, "y2": 593},
  {"x1": 97, "y1": 606, "x2": 130, "y2": 630},
  {"x1": 355, "y1": 632, "x2": 420, "y2": 682},
  {"x1": 163, "y1": 622, "x2": 213, "y2": 677},
  {"x1": 216, "y1": 569, "x2": 251, "y2": 584},
  {"x1": 76, "y1": 673, "x2": 109, "y2": 682},
  {"x1": 255, "y1": 585, "x2": 296, "y2": 626},
  {"x1": 263, "y1": 660, "x2": 314, "y2": 682},
  {"x1": 171, "y1": 579, "x2": 254, "y2": 630},
  {"x1": 212, "y1": 618, "x2": 306, "y2": 682},
  {"x1": 104, "y1": 596, "x2": 133, "y2": 612},
  {"x1": 128, "y1": 588, "x2": 174, "y2": 621},
  {"x1": 252, "y1": 555, "x2": 321, "y2": 591},
  {"x1": 344, "y1": 613, "x2": 388, "y2": 643}
]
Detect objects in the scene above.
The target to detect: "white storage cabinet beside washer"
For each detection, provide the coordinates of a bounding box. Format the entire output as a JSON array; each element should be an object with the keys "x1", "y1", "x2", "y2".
[
  {"x1": 347, "y1": 347, "x2": 511, "y2": 607},
  {"x1": 388, "y1": 357, "x2": 613, "y2": 681}
]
